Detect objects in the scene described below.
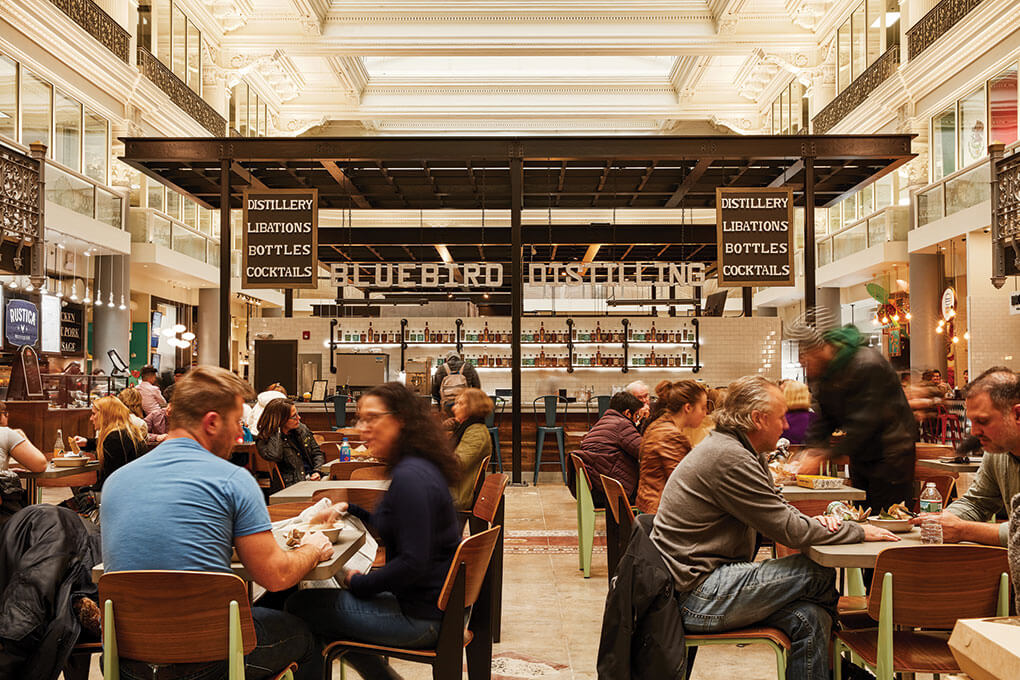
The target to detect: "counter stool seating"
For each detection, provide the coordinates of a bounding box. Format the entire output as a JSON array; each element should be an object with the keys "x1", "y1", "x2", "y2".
[
  {"x1": 599, "y1": 474, "x2": 636, "y2": 584},
  {"x1": 98, "y1": 570, "x2": 296, "y2": 680},
  {"x1": 834, "y1": 545, "x2": 1011, "y2": 680},
  {"x1": 533, "y1": 395, "x2": 568, "y2": 484},
  {"x1": 935, "y1": 404, "x2": 964, "y2": 446},
  {"x1": 321, "y1": 527, "x2": 502, "y2": 680},
  {"x1": 465, "y1": 474, "x2": 509, "y2": 642},
  {"x1": 328, "y1": 461, "x2": 386, "y2": 481},
  {"x1": 485, "y1": 396, "x2": 506, "y2": 473},
  {"x1": 585, "y1": 395, "x2": 612, "y2": 430},
  {"x1": 332, "y1": 395, "x2": 353, "y2": 430},
  {"x1": 570, "y1": 454, "x2": 604, "y2": 579}
]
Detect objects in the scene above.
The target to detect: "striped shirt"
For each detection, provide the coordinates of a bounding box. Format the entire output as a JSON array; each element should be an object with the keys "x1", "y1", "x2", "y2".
[{"x1": 946, "y1": 452, "x2": 1020, "y2": 547}]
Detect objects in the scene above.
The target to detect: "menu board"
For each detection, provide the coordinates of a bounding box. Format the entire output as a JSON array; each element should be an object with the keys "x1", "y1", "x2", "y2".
[
  {"x1": 242, "y1": 189, "x2": 318, "y2": 289},
  {"x1": 41, "y1": 294, "x2": 60, "y2": 353},
  {"x1": 716, "y1": 188, "x2": 795, "y2": 287},
  {"x1": 60, "y1": 304, "x2": 84, "y2": 355}
]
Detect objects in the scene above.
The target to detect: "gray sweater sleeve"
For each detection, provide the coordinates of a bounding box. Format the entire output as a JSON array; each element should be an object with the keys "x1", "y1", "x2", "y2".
[{"x1": 712, "y1": 449, "x2": 865, "y2": 549}]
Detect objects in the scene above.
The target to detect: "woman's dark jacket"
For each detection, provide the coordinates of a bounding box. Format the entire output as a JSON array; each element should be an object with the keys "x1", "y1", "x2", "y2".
[
  {"x1": 576, "y1": 409, "x2": 642, "y2": 501},
  {"x1": 0, "y1": 505, "x2": 101, "y2": 680},
  {"x1": 256, "y1": 423, "x2": 325, "y2": 487},
  {"x1": 597, "y1": 514, "x2": 686, "y2": 680},
  {"x1": 82, "y1": 430, "x2": 148, "y2": 490}
]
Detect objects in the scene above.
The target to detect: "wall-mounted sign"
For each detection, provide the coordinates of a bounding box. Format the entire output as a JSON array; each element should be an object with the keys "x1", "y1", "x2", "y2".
[
  {"x1": 6, "y1": 299, "x2": 39, "y2": 347},
  {"x1": 941, "y1": 287, "x2": 956, "y2": 320},
  {"x1": 60, "y1": 304, "x2": 84, "y2": 354},
  {"x1": 41, "y1": 294, "x2": 60, "y2": 353},
  {"x1": 329, "y1": 261, "x2": 705, "y2": 289},
  {"x1": 243, "y1": 189, "x2": 318, "y2": 289},
  {"x1": 716, "y1": 187, "x2": 794, "y2": 287}
]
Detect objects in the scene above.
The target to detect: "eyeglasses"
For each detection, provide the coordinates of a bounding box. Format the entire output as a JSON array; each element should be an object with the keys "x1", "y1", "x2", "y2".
[
  {"x1": 287, "y1": 412, "x2": 301, "y2": 421},
  {"x1": 357, "y1": 411, "x2": 393, "y2": 426}
]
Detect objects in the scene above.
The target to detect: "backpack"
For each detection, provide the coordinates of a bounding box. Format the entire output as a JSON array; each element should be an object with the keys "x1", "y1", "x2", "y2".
[{"x1": 440, "y1": 362, "x2": 468, "y2": 403}]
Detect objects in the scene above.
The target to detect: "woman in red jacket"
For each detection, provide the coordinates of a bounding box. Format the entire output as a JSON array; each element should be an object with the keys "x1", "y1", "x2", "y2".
[{"x1": 574, "y1": 391, "x2": 644, "y2": 505}]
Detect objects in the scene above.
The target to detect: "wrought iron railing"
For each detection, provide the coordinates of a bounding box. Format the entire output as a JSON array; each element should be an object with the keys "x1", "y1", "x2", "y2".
[
  {"x1": 812, "y1": 46, "x2": 899, "y2": 134},
  {"x1": 0, "y1": 145, "x2": 41, "y2": 246},
  {"x1": 992, "y1": 146, "x2": 1020, "y2": 278},
  {"x1": 907, "y1": 0, "x2": 984, "y2": 60},
  {"x1": 137, "y1": 47, "x2": 226, "y2": 137},
  {"x1": 49, "y1": 0, "x2": 130, "y2": 63}
]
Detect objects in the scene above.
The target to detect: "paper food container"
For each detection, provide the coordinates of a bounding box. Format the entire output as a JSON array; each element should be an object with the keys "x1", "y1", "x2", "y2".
[
  {"x1": 52, "y1": 456, "x2": 88, "y2": 467},
  {"x1": 949, "y1": 617, "x2": 1020, "y2": 680},
  {"x1": 795, "y1": 475, "x2": 844, "y2": 489}
]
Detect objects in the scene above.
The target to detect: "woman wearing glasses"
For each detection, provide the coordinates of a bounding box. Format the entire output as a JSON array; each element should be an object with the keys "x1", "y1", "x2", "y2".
[
  {"x1": 255, "y1": 398, "x2": 324, "y2": 487},
  {"x1": 286, "y1": 382, "x2": 461, "y2": 680}
]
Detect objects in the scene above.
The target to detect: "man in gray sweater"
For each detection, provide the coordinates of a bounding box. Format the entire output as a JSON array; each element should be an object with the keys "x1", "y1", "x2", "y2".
[{"x1": 651, "y1": 376, "x2": 897, "y2": 680}]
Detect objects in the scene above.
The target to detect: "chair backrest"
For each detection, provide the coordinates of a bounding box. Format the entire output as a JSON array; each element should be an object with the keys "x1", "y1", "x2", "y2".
[
  {"x1": 597, "y1": 395, "x2": 612, "y2": 418},
  {"x1": 437, "y1": 526, "x2": 501, "y2": 611},
  {"x1": 99, "y1": 571, "x2": 256, "y2": 663},
  {"x1": 313, "y1": 434, "x2": 325, "y2": 445},
  {"x1": 250, "y1": 451, "x2": 285, "y2": 489},
  {"x1": 472, "y1": 473, "x2": 509, "y2": 524},
  {"x1": 350, "y1": 465, "x2": 389, "y2": 481},
  {"x1": 329, "y1": 461, "x2": 386, "y2": 481},
  {"x1": 490, "y1": 396, "x2": 506, "y2": 428},
  {"x1": 868, "y1": 545, "x2": 1010, "y2": 628},
  {"x1": 916, "y1": 475, "x2": 956, "y2": 508},
  {"x1": 267, "y1": 501, "x2": 314, "y2": 521},
  {"x1": 534, "y1": 395, "x2": 565, "y2": 428},
  {"x1": 312, "y1": 487, "x2": 386, "y2": 512},
  {"x1": 570, "y1": 453, "x2": 593, "y2": 491},
  {"x1": 333, "y1": 395, "x2": 351, "y2": 429},
  {"x1": 320, "y1": 441, "x2": 341, "y2": 462},
  {"x1": 312, "y1": 431, "x2": 347, "y2": 443},
  {"x1": 600, "y1": 474, "x2": 635, "y2": 526},
  {"x1": 470, "y1": 455, "x2": 491, "y2": 506}
]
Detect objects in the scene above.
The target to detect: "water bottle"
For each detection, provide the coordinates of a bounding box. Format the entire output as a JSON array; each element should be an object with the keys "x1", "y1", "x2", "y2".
[
  {"x1": 339, "y1": 437, "x2": 351, "y2": 463},
  {"x1": 242, "y1": 423, "x2": 254, "y2": 443},
  {"x1": 919, "y1": 482, "x2": 943, "y2": 544},
  {"x1": 54, "y1": 429, "x2": 65, "y2": 456}
]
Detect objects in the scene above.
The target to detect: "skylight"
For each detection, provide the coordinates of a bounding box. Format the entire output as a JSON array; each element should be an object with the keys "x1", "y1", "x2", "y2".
[{"x1": 363, "y1": 56, "x2": 677, "y2": 79}]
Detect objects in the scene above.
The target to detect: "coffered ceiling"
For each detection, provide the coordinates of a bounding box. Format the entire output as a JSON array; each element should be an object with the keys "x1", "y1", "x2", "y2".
[{"x1": 202, "y1": 0, "x2": 836, "y2": 135}]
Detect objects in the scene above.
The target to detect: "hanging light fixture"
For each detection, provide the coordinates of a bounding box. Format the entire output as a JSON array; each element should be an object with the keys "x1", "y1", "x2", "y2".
[
  {"x1": 107, "y1": 257, "x2": 115, "y2": 308},
  {"x1": 70, "y1": 247, "x2": 79, "y2": 301},
  {"x1": 117, "y1": 255, "x2": 126, "y2": 310},
  {"x1": 83, "y1": 252, "x2": 92, "y2": 305}
]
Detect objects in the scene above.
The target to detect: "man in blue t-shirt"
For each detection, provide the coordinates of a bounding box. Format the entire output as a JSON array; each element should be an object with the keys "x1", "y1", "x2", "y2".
[{"x1": 101, "y1": 366, "x2": 332, "y2": 680}]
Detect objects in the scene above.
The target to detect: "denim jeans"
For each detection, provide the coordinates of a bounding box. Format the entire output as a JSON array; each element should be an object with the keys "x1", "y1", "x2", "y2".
[
  {"x1": 286, "y1": 589, "x2": 440, "y2": 680},
  {"x1": 118, "y1": 607, "x2": 322, "y2": 680},
  {"x1": 679, "y1": 555, "x2": 839, "y2": 680}
]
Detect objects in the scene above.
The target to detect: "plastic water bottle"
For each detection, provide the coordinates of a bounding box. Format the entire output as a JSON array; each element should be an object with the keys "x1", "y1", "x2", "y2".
[
  {"x1": 339, "y1": 437, "x2": 351, "y2": 462},
  {"x1": 242, "y1": 423, "x2": 254, "y2": 443},
  {"x1": 919, "y1": 482, "x2": 943, "y2": 544},
  {"x1": 54, "y1": 429, "x2": 65, "y2": 456}
]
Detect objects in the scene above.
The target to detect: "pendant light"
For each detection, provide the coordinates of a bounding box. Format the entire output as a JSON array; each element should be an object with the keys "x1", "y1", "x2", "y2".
[
  {"x1": 94, "y1": 254, "x2": 102, "y2": 304},
  {"x1": 117, "y1": 256, "x2": 127, "y2": 310},
  {"x1": 83, "y1": 250, "x2": 93, "y2": 305},
  {"x1": 70, "y1": 245, "x2": 79, "y2": 301},
  {"x1": 107, "y1": 256, "x2": 115, "y2": 308}
]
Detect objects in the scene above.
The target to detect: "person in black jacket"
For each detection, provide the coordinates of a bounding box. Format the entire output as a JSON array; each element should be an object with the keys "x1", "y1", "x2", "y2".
[
  {"x1": 72, "y1": 396, "x2": 147, "y2": 491},
  {"x1": 255, "y1": 398, "x2": 325, "y2": 487},
  {"x1": 431, "y1": 351, "x2": 481, "y2": 412},
  {"x1": 791, "y1": 317, "x2": 918, "y2": 511},
  {"x1": 286, "y1": 382, "x2": 461, "y2": 680}
]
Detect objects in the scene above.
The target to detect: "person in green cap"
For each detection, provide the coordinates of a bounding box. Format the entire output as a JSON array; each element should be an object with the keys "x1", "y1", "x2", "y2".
[{"x1": 789, "y1": 310, "x2": 918, "y2": 512}]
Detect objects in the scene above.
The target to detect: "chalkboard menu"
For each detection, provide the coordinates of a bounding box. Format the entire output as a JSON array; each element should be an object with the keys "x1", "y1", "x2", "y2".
[
  {"x1": 60, "y1": 304, "x2": 84, "y2": 355},
  {"x1": 716, "y1": 188, "x2": 795, "y2": 287},
  {"x1": 242, "y1": 189, "x2": 318, "y2": 289}
]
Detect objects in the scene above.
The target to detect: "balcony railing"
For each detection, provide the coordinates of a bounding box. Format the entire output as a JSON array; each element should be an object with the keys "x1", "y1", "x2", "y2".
[
  {"x1": 813, "y1": 46, "x2": 899, "y2": 134},
  {"x1": 818, "y1": 205, "x2": 908, "y2": 264},
  {"x1": 914, "y1": 160, "x2": 991, "y2": 229},
  {"x1": 46, "y1": 162, "x2": 124, "y2": 230},
  {"x1": 130, "y1": 207, "x2": 220, "y2": 266},
  {"x1": 49, "y1": 0, "x2": 130, "y2": 63},
  {"x1": 137, "y1": 47, "x2": 226, "y2": 136},
  {"x1": 907, "y1": 0, "x2": 984, "y2": 60}
]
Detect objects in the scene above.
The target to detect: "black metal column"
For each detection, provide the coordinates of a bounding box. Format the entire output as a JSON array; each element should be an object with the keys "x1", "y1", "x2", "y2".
[
  {"x1": 742, "y1": 287, "x2": 752, "y2": 316},
  {"x1": 510, "y1": 154, "x2": 524, "y2": 485},
  {"x1": 804, "y1": 157, "x2": 816, "y2": 316},
  {"x1": 219, "y1": 159, "x2": 231, "y2": 368},
  {"x1": 284, "y1": 289, "x2": 293, "y2": 317}
]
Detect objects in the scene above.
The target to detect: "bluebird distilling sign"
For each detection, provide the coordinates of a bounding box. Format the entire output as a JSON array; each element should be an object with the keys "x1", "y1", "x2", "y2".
[
  {"x1": 243, "y1": 189, "x2": 318, "y2": 289},
  {"x1": 716, "y1": 188, "x2": 795, "y2": 287},
  {"x1": 6, "y1": 299, "x2": 39, "y2": 347}
]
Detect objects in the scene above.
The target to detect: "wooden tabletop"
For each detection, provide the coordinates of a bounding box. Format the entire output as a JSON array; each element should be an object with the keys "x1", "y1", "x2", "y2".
[
  {"x1": 269, "y1": 479, "x2": 390, "y2": 504},
  {"x1": 803, "y1": 527, "x2": 924, "y2": 568},
  {"x1": 779, "y1": 484, "x2": 867, "y2": 502},
  {"x1": 12, "y1": 460, "x2": 100, "y2": 479},
  {"x1": 920, "y1": 458, "x2": 983, "y2": 473}
]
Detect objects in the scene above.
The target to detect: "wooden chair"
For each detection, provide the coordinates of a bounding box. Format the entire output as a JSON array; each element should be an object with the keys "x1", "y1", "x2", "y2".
[
  {"x1": 321, "y1": 527, "x2": 502, "y2": 680},
  {"x1": 570, "y1": 454, "x2": 604, "y2": 579},
  {"x1": 466, "y1": 474, "x2": 509, "y2": 643},
  {"x1": 834, "y1": 545, "x2": 1011, "y2": 680},
  {"x1": 599, "y1": 474, "x2": 635, "y2": 583},
  {"x1": 328, "y1": 461, "x2": 386, "y2": 481},
  {"x1": 312, "y1": 431, "x2": 347, "y2": 443},
  {"x1": 312, "y1": 487, "x2": 386, "y2": 513},
  {"x1": 350, "y1": 466, "x2": 389, "y2": 481},
  {"x1": 250, "y1": 452, "x2": 286, "y2": 495},
  {"x1": 98, "y1": 571, "x2": 296, "y2": 680},
  {"x1": 913, "y1": 474, "x2": 956, "y2": 513},
  {"x1": 319, "y1": 442, "x2": 341, "y2": 463},
  {"x1": 267, "y1": 501, "x2": 314, "y2": 522},
  {"x1": 469, "y1": 455, "x2": 491, "y2": 510}
]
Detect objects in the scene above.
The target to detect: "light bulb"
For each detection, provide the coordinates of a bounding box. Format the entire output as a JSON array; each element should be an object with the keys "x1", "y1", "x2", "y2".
[
  {"x1": 162, "y1": 328, "x2": 176, "y2": 337},
  {"x1": 24, "y1": 281, "x2": 34, "y2": 292},
  {"x1": 935, "y1": 327, "x2": 943, "y2": 334},
  {"x1": 891, "y1": 314, "x2": 899, "y2": 321},
  {"x1": 951, "y1": 336, "x2": 959, "y2": 344},
  {"x1": 7, "y1": 279, "x2": 17, "y2": 290},
  {"x1": 964, "y1": 331, "x2": 970, "y2": 340},
  {"x1": 173, "y1": 324, "x2": 186, "y2": 333},
  {"x1": 83, "y1": 287, "x2": 92, "y2": 304},
  {"x1": 181, "y1": 331, "x2": 195, "y2": 341},
  {"x1": 880, "y1": 316, "x2": 888, "y2": 324},
  {"x1": 905, "y1": 312, "x2": 912, "y2": 320},
  {"x1": 107, "y1": 291, "x2": 114, "y2": 308}
]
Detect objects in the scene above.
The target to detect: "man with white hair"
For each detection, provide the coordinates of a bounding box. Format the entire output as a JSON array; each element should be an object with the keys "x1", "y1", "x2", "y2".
[
  {"x1": 625, "y1": 380, "x2": 651, "y2": 429},
  {"x1": 651, "y1": 376, "x2": 897, "y2": 680}
]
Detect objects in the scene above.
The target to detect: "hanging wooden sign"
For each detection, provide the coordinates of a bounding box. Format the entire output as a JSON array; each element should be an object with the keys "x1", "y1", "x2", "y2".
[
  {"x1": 716, "y1": 187, "x2": 795, "y2": 287},
  {"x1": 242, "y1": 189, "x2": 318, "y2": 289}
]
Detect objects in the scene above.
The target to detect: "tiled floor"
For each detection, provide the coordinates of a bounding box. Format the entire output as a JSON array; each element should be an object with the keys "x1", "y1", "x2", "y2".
[{"x1": 70, "y1": 480, "x2": 955, "y2": 679}]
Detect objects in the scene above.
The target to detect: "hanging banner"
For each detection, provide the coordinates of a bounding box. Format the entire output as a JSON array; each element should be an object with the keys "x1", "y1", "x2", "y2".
[
  {"x1": 716, "y1": 187, "x2": 795, "y2": 287},
  {"x1": 6, "y1": 299, "x2": 39, "y2": 347},
  {"x1": 243, "y1": 189, "x2": 318, "y2": 289},
  {"x1": 60, "y1": 304, "x2": 84, "y2": 355},
  {"x1": 329, "y1": 261, "x2": 705, "y2": 289}
]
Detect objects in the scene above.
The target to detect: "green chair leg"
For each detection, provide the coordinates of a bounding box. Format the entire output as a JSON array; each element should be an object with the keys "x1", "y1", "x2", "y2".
[
  {"x1": 576, "y1": 474, "x2": 594, "y2": 578},
  {"x1": 998, "y1": 572, "x2": 1009, "y2": 617},
  {"x1": 876, "y1": 572, "x2": 893, "y2": 680},
  {"x1": 229, "y1": 600, "x2": 244, "y2": 680},
  {"x1": 103, "y1": 600, "x2": 119, "y2": 680},
  {"x1": 685, "y1": 638, "x2": 786, "y2": 680}
]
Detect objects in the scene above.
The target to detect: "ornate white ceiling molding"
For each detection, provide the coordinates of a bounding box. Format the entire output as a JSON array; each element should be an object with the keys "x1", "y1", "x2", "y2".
[
  {"x1": 362, "y1": 79, "x2": 677, "y2": 97},
  {"x1": 710, "y1": 114, "x2": 757, "y2": 135},
  {"x1": 735, "y1": 48, "x2": 812, "y2": 101},
  {"x1": 289, "y1": 0, "x2": 330, "y2": 35},
  {"x1": 277, "y1": 113, "x2": 329, "y2": 135},
  {"x1": 203, "y1": 0, "x2": 255, "y2": 33},
  {"x1": 668, "y1": 56, "x2": 711, "y2": 102},
  {"x1": 784, "y1": 0, "x2": 829, "y2": 31},
  {"x1": 327, "y1": 56, "x2": 369, "y2": 98},
  {"x1": 222, "y1": 50, "x2": 305, "y2": 102}
]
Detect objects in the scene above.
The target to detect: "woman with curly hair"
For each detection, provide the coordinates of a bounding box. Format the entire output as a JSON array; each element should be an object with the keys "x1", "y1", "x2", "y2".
[{"x1": 286, "y1": 382, "x2": 461, "y2": 680}]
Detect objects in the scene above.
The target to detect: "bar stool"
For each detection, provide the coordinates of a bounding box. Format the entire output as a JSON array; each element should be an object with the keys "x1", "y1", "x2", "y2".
[
  {"x1": 485, "y1": 396, "x2": 506, "y2": 473},
  {"x1": 533, "y1": 395, "x2": 568, "y2": 484},
  {"x1": 331, "y1": 395, "x2": 353, "y2": 430},
  {"x1": 585, "y1": 395, "x2": 612, "y2": 429}
]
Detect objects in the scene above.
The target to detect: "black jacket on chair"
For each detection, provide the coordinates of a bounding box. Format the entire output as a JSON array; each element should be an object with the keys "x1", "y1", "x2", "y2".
[
  {"x1": 0, "y1": 505, "x2": 101, "y2": 680},
  {"x1": 597, "y1": 514, "x2": 686, "y2": 680}
]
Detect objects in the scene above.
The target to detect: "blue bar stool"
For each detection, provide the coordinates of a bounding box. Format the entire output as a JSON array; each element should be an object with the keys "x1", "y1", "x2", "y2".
[
  {"x1": 332, "y1": 395, "x2": 353, "y2": 430},
  {"x1": 533, "y1": 395, "x2": 568, "y2": 484},
  {"x1": 485, "y1": 396, "x2": 506, "y2": 473},
  {"x1": 585, "y1": 394, "x2": 613, "y2": 430}
]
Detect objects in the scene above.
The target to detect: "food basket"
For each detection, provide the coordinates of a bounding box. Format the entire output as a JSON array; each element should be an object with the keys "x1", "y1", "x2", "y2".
[
  {"x1": 52, "y1": 456, "x2": 88, "y2": 467},
  {"x1": 795, "y1": 475, "x2": 845, "y2": 490}
]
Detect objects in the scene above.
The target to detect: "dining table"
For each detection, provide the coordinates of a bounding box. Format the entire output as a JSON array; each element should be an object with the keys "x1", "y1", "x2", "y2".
[
  {"x1": 779, "y1": 483, "x2": 867, "y2": 502},
  {"x1": 920, "y1": 457, "x2": 984, "y2": 474},
  {"x1": 268, "y1": 479, "x2": 390, "y2": 504},
  {"x1": 13, "y1": 460, "x2": 100, "y2": 503},
  {"x1": 803, "y1": 527, "x2": 925, "y2": 568}
]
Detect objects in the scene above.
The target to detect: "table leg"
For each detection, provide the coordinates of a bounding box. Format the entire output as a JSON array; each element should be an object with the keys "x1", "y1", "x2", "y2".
[{"x1": 25, "y1": 478, "x2": 38, "y2": 505}]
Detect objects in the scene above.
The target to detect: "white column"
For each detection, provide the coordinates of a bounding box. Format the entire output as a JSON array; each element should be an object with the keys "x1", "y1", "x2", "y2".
[
  {"x1": 93, "y1": 255, "x2": 131, "y2": 373},
  {"x1": 909, "y1": 253, "x2": 946, "y2": 375},
  {"x1": 198, "y1": 287, "x2": 220, "y2": 366}
]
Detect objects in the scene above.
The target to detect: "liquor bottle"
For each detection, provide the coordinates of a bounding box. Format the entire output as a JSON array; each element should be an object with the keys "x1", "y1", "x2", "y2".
[
  {"x1": 649, "y1": 348, "x2": 656, "y2": 365},
  {"x1": 539, "y1": 348, "x2": 546, "y2": 367},
  {"x1": 360, "y1": 329, "x2": 366, "y2": 342},
  {"x1": 649, "y1": 322, "x2": 656, "y2": 343},
  {"x1": 368, "y1": 323, "x2": 375, "y2": 342},
  {"x1": 539, "y1": 322, "x2": 546, "y2": 343},
  {"x1": 483, "y1": 322, "x2": 490, "y2": 343},
  {"x1": 595, "y1": 322, "x2": 602, "y2": 343},
  {"x1": 595, "y1": 348, "x2": 602, "y2": 366},
  {"x1": 423, "y1": 323, "x2": 430, "y2": 343}
]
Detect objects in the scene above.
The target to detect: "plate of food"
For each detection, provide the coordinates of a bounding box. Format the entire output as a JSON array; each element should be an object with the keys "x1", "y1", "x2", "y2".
[
  {"x1": 285, "y1": 522, "x2": 343, "y2": 544},
  {"x1": 867, "y1": 503, "x2": 915, "y2": 533},
  {"x1": 52, "y1": 454, "x2": 88, "y2": 467}
]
